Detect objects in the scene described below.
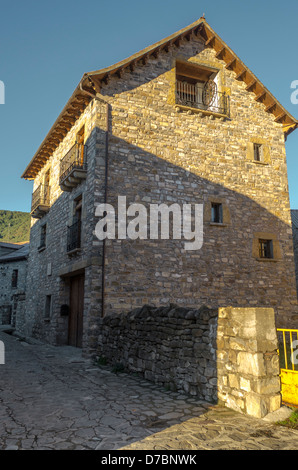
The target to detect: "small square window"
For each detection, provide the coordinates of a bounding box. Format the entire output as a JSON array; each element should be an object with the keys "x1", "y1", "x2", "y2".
[
  {"x1": 211, "y1": 203, "x2": 223, "y2": 224},
  {"x1": 254, "y1": 143, "x2": 263, "y2": 162},
  {"x1": 259, "y1": 239, "x2": 273, "y2": 259}
]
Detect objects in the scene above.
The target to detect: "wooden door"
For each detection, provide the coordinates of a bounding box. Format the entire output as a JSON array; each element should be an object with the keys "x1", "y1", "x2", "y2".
[{"x1": 68, "y1": 274, "x2": 85, "y2": 347}]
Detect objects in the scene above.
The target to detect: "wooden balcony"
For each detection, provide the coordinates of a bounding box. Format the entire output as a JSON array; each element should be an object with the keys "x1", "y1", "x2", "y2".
[
  {"x1": 59, "y1": 143, "x2": 87, "y2": 192},
  {"x1": 31, "y1": 184, "x2": 50, "y2": 219}
]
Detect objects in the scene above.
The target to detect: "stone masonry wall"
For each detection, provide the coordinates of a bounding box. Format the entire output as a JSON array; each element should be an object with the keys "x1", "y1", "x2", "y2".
[
  {"x1": 23, "y1": 99, "x2": 108, "y2": 353},
  {"x1": 97, "y1": 33, "x2": 298, "y2": 327},
  {"x1": 98, "y1": 305, "x2": 282, "y2": 418},
  {"x1": 97, "y1": 304, "x2": 218, "y2": 402},
  {"x1": 217, "y1": 307, "x2": 281, "y2": 418},
  {"x1": 0, "y1": 259, "x2": 27, "y2": 325}
]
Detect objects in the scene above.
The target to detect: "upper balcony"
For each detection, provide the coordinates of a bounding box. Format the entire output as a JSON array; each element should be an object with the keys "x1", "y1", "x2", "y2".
[
  {"x1": 175, "y1": 80, "x2": 230, "y2": 118},
  {"x1": 59, "y1": 142, "x2": 87, "y2": 192},
  {"x1": 31, "y1": 184, "x2": 50, "y2": 219}
]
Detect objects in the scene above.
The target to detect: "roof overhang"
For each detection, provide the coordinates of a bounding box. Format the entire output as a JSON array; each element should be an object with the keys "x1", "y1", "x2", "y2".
[{"x1": 22, "y1": 17, "x2": 298, "y2": 180}]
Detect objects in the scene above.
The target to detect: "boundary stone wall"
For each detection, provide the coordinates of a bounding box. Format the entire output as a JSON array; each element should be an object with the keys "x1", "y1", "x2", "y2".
[
  {"x1": 217, "y1": 307, "x2": 281, "y2": 418},
  {"x1": 97, "y1": 305, "x2": 282, "y2": 418},
  {"x1": 97, "y1": 304, "x2": 218, "y2": 403}
]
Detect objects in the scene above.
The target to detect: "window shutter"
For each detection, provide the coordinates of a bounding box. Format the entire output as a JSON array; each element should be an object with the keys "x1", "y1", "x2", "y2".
[{"x1": 262, "y1": 145, "x2": 271, "y2": 164}]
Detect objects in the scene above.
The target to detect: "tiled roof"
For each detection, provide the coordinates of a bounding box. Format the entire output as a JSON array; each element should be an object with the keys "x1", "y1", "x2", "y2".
[
  {"x1": 291, "y1": 210, "x2": 298, "y2": 229},
  {"x1": 0, "y1": 243, "x2": 29, "y2": 262}
]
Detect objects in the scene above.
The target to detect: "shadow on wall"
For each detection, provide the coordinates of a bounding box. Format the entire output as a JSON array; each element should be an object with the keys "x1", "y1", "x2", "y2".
[
  {"x1": 98, "y1": 129, "x2": 298, "y2": 328},
  {"x1": 97, "y1": 303, "x2": 219, "y2": 403},
  {"x1": 24, "y1": 124, "x2": 298, "y2": 351}
]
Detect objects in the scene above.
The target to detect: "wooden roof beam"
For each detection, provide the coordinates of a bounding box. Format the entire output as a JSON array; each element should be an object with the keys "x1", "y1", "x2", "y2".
[
  {"x1": 59, "y1": 122, "x2": 72, "y2": 131},
  {"x1": 275, "y1": 112, "x2": 286, "y2": 122},
  {"x1": 116, "y1": 67, "x2": 125, "y2": 78},
  {"x1": 43, "y1": 143, "x2": 56, "y2": 151},
  {"x1": 151, "y1": 47, "x2": 161, "y2": 59},
  {"x1": 255, "y1": 90, "x2": 266, "y2": 102},
  {"x1": 205, "y1": 35, "x2": 215, "y2": 46},
  {"x1": 246, "y1": 80, "x2": 257, "y2": 91},
  {"x1": 265, "y1": 102, "x2": 276, "y2": 113},
  {"x1": 141, "y1": 54, "x2": 149, "y2": 65},
  {"x1": 52, "y1": 132, "x2": 65, "y2": 140},
  {"x1": 193, "y1": 23, "x2": 204, "y2": 37},
  {"x1": 173, "y1": 36, "x2": 182, "y2": 47},
  {"x1": 62, "y1": 114, "x2": 77, "y2": 124},
  {"x1": 102, "y1": 74, "x2": 110, "y2": 85},
  {"x1": 215, "y1": 46, "x2": 225, "y2": 59},
  {"x1": 225, "y1": 58, "x2": 236, "y2": 70},
  {"x1": 74, "y1": 96, "x2": 90, "y2": 105},
  {"x1": 235, "y1": 69, "x2": 246, "y2": 81}
]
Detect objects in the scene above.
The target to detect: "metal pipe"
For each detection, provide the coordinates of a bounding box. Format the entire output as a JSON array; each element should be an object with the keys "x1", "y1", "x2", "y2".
[{"x1": 101, "y1": 102, "x2": 110, "y2": 318}]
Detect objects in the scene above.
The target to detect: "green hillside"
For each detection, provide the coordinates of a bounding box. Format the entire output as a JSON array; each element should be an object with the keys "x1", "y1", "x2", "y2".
[{"x1": 0, "y1": 210, "x2": 30, "y2": 243}]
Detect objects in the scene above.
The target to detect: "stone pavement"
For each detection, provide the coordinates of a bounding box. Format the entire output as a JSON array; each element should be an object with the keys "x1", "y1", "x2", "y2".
[{"x1": 1, "y1": 330, "x2": 298, "y2": 450}]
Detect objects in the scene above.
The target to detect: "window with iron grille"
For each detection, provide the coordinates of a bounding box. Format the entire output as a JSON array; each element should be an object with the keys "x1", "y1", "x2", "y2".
[
  {"x1": 175, "y1": 60, "x2": 230, "y2": 116},
  {"x1": 211, "y1": 203, "x2": 223, "y2": 224},
  {"x1": 259, "y1": 239, "x2": 273, "y2": 259},
  {"x1": 39, "y1": 224, "x2": 47, "y2": 250},
  {"x1": 67, "y1": 196, "x2": 82, "y2": 252},
  {"x1": 11, "y1": 269, "x2": 18, "y2": 288}
]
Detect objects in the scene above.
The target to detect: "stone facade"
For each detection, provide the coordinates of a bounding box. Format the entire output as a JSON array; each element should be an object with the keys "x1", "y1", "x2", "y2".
[
  {"x1": 0, "y1": 243, "x2": 29, "y2": 326},
  {"x1": 21, "y1": 20, "x2": 298, "y2": 357},
  {"x1": 23, "y1": 105, "x2": 106, "y2": 352},
  {"x1": 100, "y1": 41, "x2": 298, "y2": 327}
]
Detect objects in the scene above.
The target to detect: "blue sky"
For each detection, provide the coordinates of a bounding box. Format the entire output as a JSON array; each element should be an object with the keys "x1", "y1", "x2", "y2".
[{"x1": 0, "y1": 0, "x2": 298, "y2": 212}]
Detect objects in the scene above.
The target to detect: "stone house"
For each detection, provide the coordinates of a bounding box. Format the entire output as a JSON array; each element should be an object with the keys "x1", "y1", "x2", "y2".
[
  {"x1": 21, "y1": 18, "x2": 298, "y2": 355},
  {"x1": 0, "y1": 242, "x2": 29, "y2": 327}
]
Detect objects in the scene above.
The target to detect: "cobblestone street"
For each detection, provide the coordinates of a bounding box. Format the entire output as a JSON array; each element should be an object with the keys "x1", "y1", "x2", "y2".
[{"x1": 1, "y1": 330, "x2": 298, "y2": 451}]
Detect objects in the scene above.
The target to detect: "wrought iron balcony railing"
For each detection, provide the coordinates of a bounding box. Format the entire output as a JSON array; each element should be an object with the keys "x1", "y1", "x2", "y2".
[
  {"x1": 31, "y1": 184, "x2": 51, "y2": 218},
  {"x1": 67, "y1": 219, "x2": 81, "y2": 253},
  {"x1": 59, "y1": 143, "x2": 87, "y2": 191},
  {"x1": 175, "y1": 80, "x2": 230, "y2": 117}
]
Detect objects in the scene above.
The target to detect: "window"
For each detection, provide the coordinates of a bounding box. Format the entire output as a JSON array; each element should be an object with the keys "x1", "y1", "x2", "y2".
[
  {"x1": 247, "y1": 141, "x2": 271, "y2": 165},
  {"x1": 211, "y1": 203, "x2": 223, "y2": 224},
  {"x1": 252, "y1": 232, "x2": 280, "y2": 261},
  {"x1": 11, "y1": 269, "x2": 18, "y2": 288},
  {"x1": 259, "y1": 239, "x2": 273, "y2": 259},
  {"x1": 254, "y1": 143, "x2": 263, "y2": 162},
  {"x1": 76, "y1": 126, "x2": 85, "y2": 166},
  {"x1": 67, "y1": 195, "x2": 82, "y2": 253},
  {"x1": 39, "y1": 224, "x2": 47, "y2": 250},
  {"x1": 175, "y1": 60, "x2": 229, "y2": 116},
  {"x1": 44, "y1": 295, "x2": 52, "y2": 321}
]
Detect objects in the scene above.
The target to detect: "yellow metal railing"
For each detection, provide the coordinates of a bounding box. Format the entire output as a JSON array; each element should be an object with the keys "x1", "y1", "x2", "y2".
[
  {"x1": 277, "y1": 328, "x2": 298, "y2": 372},
  {"x1": 277, "y1": 328, "x2": 298, "y2": 405}
]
